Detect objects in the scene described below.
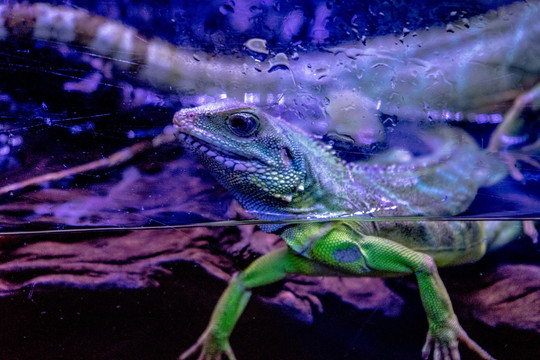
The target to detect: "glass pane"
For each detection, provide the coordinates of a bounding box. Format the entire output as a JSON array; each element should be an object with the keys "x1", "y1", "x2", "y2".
[
  {"x1": 0, "y1": 2, "x2": 538, "y2": 360},
  {"x1": 1, "y1": 0, "x2": 538, "y2": 234}
]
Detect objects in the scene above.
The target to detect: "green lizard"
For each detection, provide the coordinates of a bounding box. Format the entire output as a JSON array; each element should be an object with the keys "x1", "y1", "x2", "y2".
[{"x1": 174, "y1": 99, "x2": 521, "y2": 360}]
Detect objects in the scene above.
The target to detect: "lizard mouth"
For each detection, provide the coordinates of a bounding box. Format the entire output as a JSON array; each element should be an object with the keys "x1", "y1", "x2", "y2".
[{"x1": 177, "y1": 131, "x2": 267, "y2": 173}]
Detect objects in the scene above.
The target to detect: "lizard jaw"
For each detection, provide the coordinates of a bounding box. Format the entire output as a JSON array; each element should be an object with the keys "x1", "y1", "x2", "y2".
[
  {"x1": 178, "y1": 131, "x2": 306, "y2": 205},
  {"x1": 177, "y1": 132, "x2": 267, "y2": 174}
]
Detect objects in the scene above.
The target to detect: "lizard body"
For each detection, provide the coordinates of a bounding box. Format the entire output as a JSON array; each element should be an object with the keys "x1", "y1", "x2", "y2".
[{"x1": 174, "y1": 99, "x2": 518, "y2": 360}]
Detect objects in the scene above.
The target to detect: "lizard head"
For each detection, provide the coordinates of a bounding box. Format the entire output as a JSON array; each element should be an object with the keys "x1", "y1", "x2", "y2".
[{"x1": 173, "y1": 99, "x2": 308, "y2": 211}]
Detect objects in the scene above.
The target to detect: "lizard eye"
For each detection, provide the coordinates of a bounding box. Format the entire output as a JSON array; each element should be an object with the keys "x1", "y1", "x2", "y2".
[{"x1": 226, "y1": 112, "x2": 259, "y2": 137}]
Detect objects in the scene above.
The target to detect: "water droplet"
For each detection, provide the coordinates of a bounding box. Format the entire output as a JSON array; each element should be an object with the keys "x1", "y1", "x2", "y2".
[
  {"x1": 244, "y1": 38, "x2": 269, "y2": 55},
  {"x1": 268, "y1": 53, "x2": 290, "y2": 72},
  {"x1": 316, "y1": 68, "x2": 329, "y2": 80},
  {"x1": 361, "y1": 35, "x2": 367, "y2": 46}
]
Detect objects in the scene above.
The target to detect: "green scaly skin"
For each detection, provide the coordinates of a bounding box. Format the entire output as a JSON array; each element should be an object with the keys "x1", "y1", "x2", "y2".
[{"x1": 175, "y1": 99, "x2": 518, "y2": 360}]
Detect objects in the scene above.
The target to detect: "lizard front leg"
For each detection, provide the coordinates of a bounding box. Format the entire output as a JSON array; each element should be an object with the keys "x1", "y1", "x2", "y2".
[
  {"x1": 488, "y1": 82, "x2": 540, "y2": 153},
  {"x1": 179, "y1": 247, "x2": 335, "y2": 360},
  {"x1": 286, "y1": 223, "x2": 495, "y2": 360},
  {"x1": 359, "y1": 235, "x2": 494, "y2": 360},
  {"x1": 488, "y1": 83, "x2": 540, "y2": 181}
]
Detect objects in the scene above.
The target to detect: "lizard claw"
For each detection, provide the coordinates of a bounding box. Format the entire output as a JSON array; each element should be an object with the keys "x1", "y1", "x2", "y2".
[
  {"x1": 179, "y1": 328, "x2": 237, "y2": 360},
  {"x1": 487, "y1": 82, "x2": 540, "y2": 182},
  {"x1": 499, "y1": 149, "x2": 540, "y2": 182},
  {"x1": 421, "y1": 318, "x2": 495, "y2": 360},
  {"x1": 421, "y1": 330, "x2": 460, "y2": 360}
]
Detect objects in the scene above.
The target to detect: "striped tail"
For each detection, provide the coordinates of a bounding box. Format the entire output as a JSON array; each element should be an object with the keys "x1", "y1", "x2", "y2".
[{"x1": 0, "y1": 3, "x2": 280, "y2": 96}]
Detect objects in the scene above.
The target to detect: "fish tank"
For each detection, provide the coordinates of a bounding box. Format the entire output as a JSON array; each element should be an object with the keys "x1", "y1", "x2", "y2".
[{"x1": 0, "y1": 1, "x2": 538, "y2": 359}]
